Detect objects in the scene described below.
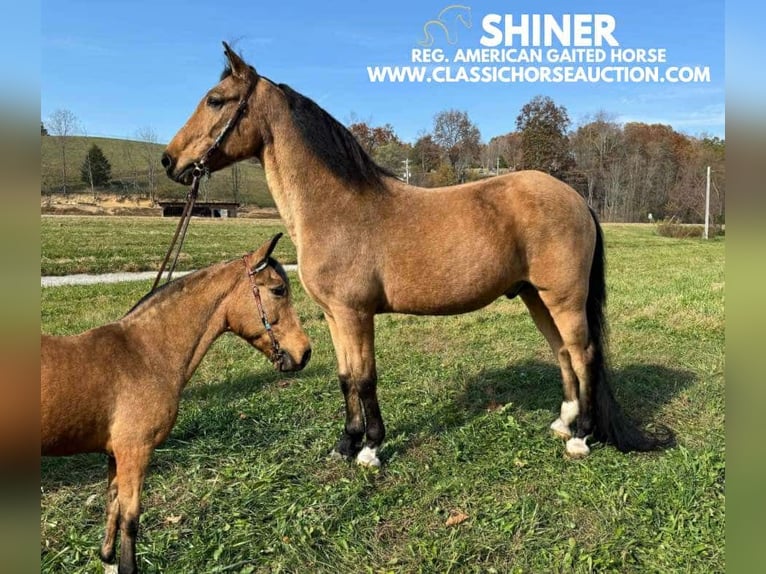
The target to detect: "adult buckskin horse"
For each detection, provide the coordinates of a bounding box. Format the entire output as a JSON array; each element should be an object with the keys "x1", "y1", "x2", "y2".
[
  {"x1": 162, "y1": 43, "x2": 673, "y2": 467},
  {"x1": 41, "y1": 235, "x2": 311, "y2": 574}
]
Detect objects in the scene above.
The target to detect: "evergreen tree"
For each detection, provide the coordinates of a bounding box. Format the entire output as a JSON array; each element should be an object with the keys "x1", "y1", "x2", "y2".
[
  {"x1": 41, "y1": 122, "x2": 48, "y2": 136},
  {"x1": 80, "y1": 144, "x2": 112, "y2": 190}
]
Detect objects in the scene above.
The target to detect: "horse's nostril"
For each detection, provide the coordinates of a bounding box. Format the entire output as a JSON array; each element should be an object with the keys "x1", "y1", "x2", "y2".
[
  {"x1": 160, "y1": 152, "x2": 172, "y2": 170},
  {"x1": 300, "y1": 348, "x2": 312, "y2": 368}
]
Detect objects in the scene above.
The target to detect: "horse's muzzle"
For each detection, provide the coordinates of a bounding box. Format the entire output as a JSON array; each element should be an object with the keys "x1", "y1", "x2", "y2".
[{"x1": 277, "y1": 348, "x2": 312, "y2": 372}]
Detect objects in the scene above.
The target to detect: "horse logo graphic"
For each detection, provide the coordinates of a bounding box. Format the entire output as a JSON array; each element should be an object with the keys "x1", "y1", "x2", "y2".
[{"x1": 418, "y1": 5, "x2": 472, "y2": 47}]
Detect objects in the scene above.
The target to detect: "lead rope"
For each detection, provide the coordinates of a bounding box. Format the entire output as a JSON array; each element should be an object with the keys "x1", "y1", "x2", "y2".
[
  {"x1": 151, "y1": 167, "x2": 204, "y2": 292},
  {"x1": 151, "y1": 78, "x2": 256, "y2": 293}
]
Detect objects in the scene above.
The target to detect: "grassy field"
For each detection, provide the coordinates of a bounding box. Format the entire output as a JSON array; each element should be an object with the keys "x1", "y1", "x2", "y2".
[
  {"x1": 41, "y1": 216, "x2": 294, "y2": 276},
  {"x1": 41, "y1": 136, "x2": 275, "y2": 206},
  {"x1": 40, "y1": 222, "x2": 725, "y2": 573}
]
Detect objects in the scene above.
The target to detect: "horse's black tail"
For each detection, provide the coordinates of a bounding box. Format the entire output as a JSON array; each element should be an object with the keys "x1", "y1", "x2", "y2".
[{"x1": 587, "y1": 209, "x2": 675, "y2": 452}]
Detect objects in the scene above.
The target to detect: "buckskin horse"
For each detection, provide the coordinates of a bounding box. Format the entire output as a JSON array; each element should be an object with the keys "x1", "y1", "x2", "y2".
[
  {"x1": 162, "y1": 43, "x2": 672, "y2": 468},
  {"x1": 41, "y1": 235, "x2": 311, "y2": 574}
]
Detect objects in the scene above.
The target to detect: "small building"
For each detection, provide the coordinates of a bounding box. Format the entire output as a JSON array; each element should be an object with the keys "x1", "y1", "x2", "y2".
[{"x1": 158, "y1": 201, "x2": 240, "y2": 218}]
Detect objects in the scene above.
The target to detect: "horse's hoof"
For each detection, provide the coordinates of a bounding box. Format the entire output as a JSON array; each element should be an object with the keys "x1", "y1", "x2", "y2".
[
  {"x1": 564, "y1": 437, "x2": 590, "y2": 459},
  {"x1": 102, "y1": 563, "x2": 119, "y2": 574},
  {"x1": 356, "y1": 446, "x2": 381, "y2": 468},
  {"x1": 550, "y1": 418, "x2": 572, "y2": 440}
]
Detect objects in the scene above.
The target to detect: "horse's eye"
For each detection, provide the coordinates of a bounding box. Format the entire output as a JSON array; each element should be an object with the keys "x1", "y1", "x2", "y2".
[
  {"x1": 206, "y1": 96, "x2": 224, "y2": 109},
  {"x1": 270, "y1": 285, "x2": 287, "y2": 297}
]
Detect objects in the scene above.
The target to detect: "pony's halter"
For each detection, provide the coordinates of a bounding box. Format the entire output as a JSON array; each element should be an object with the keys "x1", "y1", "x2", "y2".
[
  {"x1": 244, "y1": 256, "x2": 284, "y2": 370},
  {"x1": 151, "y1": 78, "x2": 257, "y2": 293}
]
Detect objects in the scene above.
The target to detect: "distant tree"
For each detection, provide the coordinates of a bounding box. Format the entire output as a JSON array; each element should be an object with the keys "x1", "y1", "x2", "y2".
[
  {"x1": 230, "y1": 162, "x2": 243, "y2": 203},
  {"x1": 570, "y1": 111, "x2": 623, "y2": 213},
  {"x1": 135, "y1": 126, "x2": 160, "y2": 203},
  {"x1": 80, "y1": 144, "x2": 112, "y2": 197},
  {"x1": 47, "y1": 109, "x2": 79, "y2": 194},
  {"x1": 41, "y1": 122, "x2": 48, "y2": 136},
  {"x1": 432, "y1": 109, "x2": 481, "y2": 182},
  {"x1": 348, "y1": 121, "x2": 400, "y2": 155},
  {"x1": 412, "y1": 133, "x2": 442, "y2": 173},
  {"x1": 515, "y1": 95, "x2": 571, "y2": 177},
  {"x1": 429, "y1": 161, "x2": 458, "y2": 186},
  {"x1": 373, "y1": 141, "x2": 411, "y2": 179}
]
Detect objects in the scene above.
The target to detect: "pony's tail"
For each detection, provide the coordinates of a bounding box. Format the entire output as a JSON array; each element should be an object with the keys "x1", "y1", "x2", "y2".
[{"x1": 587, "y1": 209, "x2": 675, "y2": 452}]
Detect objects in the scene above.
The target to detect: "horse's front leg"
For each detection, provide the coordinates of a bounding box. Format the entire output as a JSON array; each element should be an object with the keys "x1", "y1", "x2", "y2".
[{"x1": 325, "y1": 309, "x2": 385, "y2": 467}]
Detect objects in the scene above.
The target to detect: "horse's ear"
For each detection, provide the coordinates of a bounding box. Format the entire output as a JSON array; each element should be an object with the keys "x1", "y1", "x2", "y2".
[
  {"x1": 250, "y1": 233, "x2": 283, "y2": 271},
  {"x1": 222, "y1": 41, "x2": 254, "y2": 80}
]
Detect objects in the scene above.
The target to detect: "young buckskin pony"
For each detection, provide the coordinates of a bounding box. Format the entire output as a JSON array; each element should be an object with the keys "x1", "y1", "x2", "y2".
[
  {"x1": 162, "y1": 43, "x2": 673, "y2": 468},
  {"x1": 41, "y1": 235, "x2": 311, "y2": 574}
]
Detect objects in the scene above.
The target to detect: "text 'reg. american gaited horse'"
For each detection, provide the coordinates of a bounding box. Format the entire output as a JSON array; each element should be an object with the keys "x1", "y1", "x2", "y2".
[
  {"x1": 162, "y1": 43, "x2": 674, "y2": 469},
  {"x1": 41, "y1": 235, "x2": 311, "y2": 574}
]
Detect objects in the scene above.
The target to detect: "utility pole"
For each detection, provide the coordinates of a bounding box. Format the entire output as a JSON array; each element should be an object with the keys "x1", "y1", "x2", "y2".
[
  {"x1": 402, "y1": 158, "x2": 410, "y2": 184},
  {"x1": 704, "y1": 165, "x2": 711, "y2": 239},
  {"x1": 496, "y1": 156, "x2": 500, "y2": 175}
]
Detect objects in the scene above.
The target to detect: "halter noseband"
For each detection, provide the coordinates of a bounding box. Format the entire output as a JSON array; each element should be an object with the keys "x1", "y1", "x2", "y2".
[{"x1": 244, "y1": 256, "x2": 284, "y2": 370}]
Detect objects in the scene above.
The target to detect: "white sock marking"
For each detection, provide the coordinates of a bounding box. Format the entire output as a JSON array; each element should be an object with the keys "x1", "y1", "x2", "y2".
[
  {"x1": 356, "y1": 446, "x2": 380, "y2": 467},
  {"x1": 565, "y1": 437, "x2": 590, "y2": 458},
  {"x1": 560, "y1": 400, "x2": 579, "y2": 425}
]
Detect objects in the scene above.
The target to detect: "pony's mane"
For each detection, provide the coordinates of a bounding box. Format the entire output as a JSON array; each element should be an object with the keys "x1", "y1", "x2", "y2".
[
  {"x1": 125, "y1": 257, "x2": 289, "y2": 317},
  {"x1": 220, "y1": 64, "x2": 396, "y2": 191},
  {"x1": 124, "y1": 267, "x2": 211, "y2": 317}
]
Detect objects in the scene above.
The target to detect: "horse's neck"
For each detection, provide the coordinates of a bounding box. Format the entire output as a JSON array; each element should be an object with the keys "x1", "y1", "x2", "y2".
[
  {"x1": 124, "y1": 265, "x2": 235, "y2": 392},
  {"x1": 257, "y1": 105, "x2": 374, "y2": 240}
]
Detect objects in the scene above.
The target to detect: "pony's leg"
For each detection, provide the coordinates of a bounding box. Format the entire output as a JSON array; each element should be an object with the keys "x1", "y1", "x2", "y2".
[
  {"x1": 520, "y1": 289, "x2": 578, "y2": 440},
  {"x1": 100, "y1": 455, "x2": 120, "y2": 564},
  {"x1": 325, "y1": 309, "x2": 384, "y2": 467},
  {"x1": 541, "y1": 299, "x2": 595, "y2": 458},
  {"x1": 114, "y1": 446, "x2": 151, "y2": 574}
]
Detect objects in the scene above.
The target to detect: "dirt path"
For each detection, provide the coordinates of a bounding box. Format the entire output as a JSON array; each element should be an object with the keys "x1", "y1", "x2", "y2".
[{"x1": 41, "y1": 265, "x2": 298, "y2": 288}]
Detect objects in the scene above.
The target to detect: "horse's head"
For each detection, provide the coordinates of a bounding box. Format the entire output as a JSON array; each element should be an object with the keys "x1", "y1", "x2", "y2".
[
  {"x1": 162, "y1": 42, "x2": 264, "y2": 184},
  {"x1": 228, "y1": 233, "x2": 311, "y2": 372}
]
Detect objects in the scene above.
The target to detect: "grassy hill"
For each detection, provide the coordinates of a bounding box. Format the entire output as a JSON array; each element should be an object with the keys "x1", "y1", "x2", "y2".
[{"x1": 41, "y1": 135, "x2": 275, "y2": 207}]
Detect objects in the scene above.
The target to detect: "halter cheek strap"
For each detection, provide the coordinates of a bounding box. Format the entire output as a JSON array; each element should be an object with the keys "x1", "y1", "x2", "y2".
[{"x1": 244, "y1": 256, "x2": 283, "y2": 369}]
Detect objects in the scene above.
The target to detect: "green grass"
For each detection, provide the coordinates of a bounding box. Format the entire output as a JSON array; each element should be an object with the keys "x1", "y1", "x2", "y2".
[
  {"x1": 41, "y1": 135, "x2": 275, "y2": 206},
  {"x1": 41, "y1": 222, "x2": 725, "y2": 573},
  {"x1": 41, "y1": 216, "x2": 295, "y2": 275}
]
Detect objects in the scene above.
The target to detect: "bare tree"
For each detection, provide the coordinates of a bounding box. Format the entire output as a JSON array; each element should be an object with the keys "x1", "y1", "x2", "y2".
[
  {"x1": 432, "y1": 109, "x2": 481, "y2": 182},
  {"x1": 230, "y1": 162, "x2": 242, "y2": 203},
  {"x1": 47, "y1": 109, "x2": 79, "y2": 194},
  {"x1": 135, "y1": 126, "x2": 160, "y2": 203}
]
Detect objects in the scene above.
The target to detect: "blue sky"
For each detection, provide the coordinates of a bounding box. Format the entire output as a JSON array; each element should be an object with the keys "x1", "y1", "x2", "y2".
[{"x1": 41, "y1": 0, "x2": 724, "y2": 144}]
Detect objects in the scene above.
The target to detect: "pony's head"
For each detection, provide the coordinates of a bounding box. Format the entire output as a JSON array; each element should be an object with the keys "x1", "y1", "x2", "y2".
[
  {"x1": 228, "y1": 233, "x2": 311, "y2": 372},
  {"x1": 162, "y1": 42, "x2": 263, "y2": 184}
]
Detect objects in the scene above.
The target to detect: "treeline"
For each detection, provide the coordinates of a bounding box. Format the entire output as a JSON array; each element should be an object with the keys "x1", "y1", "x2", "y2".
[{"x1": 349, "y1": 96, "x2": 725, "y2": 223}]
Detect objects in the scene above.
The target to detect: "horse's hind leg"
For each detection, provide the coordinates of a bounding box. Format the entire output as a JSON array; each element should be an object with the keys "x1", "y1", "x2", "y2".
[
  {"x1": 520, "y1": 289, "x2": 579, "y2": 440},
  {"x1": 539, "y1": 296, "x2": 595, "y2": 458},
  {"x1": 100, "y1": 455, "x2": 119, "y2": 564}
]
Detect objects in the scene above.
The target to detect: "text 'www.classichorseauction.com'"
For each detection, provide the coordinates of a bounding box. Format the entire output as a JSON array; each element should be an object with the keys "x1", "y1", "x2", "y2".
[{"x1": 368, "y1": 13, "x2": 712, "y2": 84}]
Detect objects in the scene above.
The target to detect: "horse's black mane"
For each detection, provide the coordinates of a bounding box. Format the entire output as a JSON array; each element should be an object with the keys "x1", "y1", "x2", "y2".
[
  {"x1": 220, "y1": 64, "x2": 396, "y2": 190},
  {"x1": 277, "y1": 83, "x2": 397, "y2": 189}
]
